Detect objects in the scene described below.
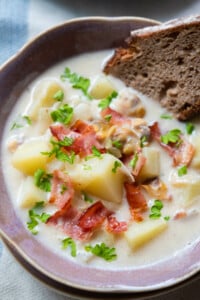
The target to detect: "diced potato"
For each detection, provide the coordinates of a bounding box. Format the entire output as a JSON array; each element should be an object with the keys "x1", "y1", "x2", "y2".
[
  {"x1": 181, "y1": 180, "x2": 200, "y2": 207},
  {"x1": 35, "y1": 107, "x2": 53, "y2": 134},
  {"x1": 18, "y1": 176, "x2": 47, "y2": 208},
  {"x1": 29, "y1": 79, "x2": 64, "y2": 120},
  {"x1": 89, "y1": 75, "x2": 115, "y2": 99},
  {"x1": 67, "y1": 153, "x2": 126, "y2": 203},
  {"x1": 191, "y1": 135, "x2": 200, "y2": 168},
  {"x1": 12, "y1": 139, "x2": 51, "y2": 175},
  {"x1": 137, "y1": 147, "x2": 160, "y2": 182},
  {"x1": 124, "y1": 219, "x2": 168, "y2": 250}
]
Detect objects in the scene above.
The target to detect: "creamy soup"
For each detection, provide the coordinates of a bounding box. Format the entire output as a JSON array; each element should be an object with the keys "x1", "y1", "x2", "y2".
[{"x1": 2, "y1": 50, "x2": 200, "y2": 270}]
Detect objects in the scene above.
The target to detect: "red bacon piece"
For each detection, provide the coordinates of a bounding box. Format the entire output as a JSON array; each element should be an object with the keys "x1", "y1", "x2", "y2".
[
  {"x1": 50, "y1": 121, "x2": 103, "y2": 157},
  {"x1": 101, "y1": 107, "x2": 125, "y2": 125},
  {"x1": 106, "y1": 216, "x2": 127, "y2": 233},
  {"x1": 124, "y1": 151, "x2": 146, "y2": 177},
  {"x1": 149, "y1": 122, "x2": 194, "y2": 166},
  {"x1": 124, "y1": 182, "x2": 147, "y2": 222}
]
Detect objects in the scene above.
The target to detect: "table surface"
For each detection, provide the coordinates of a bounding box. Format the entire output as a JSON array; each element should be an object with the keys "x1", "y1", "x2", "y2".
[{"x1": 1, "y1": 0, "x2": 200, "y2": 299}]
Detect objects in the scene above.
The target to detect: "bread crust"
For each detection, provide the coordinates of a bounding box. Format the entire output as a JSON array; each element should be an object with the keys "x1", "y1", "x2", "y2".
[{"x1": 104, "y1": 15, "x2": 200, "y2": 121}]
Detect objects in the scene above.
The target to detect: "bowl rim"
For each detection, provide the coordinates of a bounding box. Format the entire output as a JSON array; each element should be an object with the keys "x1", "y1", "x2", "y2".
[{"x1": 0, "y1": 15, "x2": 199, "y2": 295}]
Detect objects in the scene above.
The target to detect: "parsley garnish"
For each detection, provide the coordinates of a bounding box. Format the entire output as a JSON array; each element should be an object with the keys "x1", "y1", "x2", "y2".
[
  {"x1": 91, "y1": 146, "x2": 102, "y2": 158},
  {"x1": 129, "y1": 153, "x2": 138, "y2": 169},
  {"x1": 161, "y1": 129, "x2": 182, "y2": 145},
  {"x1": 178, "y1": 165, "x2": 187, "y2": 177},
  {"x1": 42, "y1": 139, "x2": 75, "y2": 164},
  {"x1": 160, "y1": 114, "x2": 172, "y2": 120},
  {"x1": 51, "y1": 104, "x2": 73, "y2": 125},
  {"x1": 140, "y1": 135, "x2": 147, "y2": 148},
  {"x1": 61, "y1": 237, "x2": 77, "y2": 257},
  {"x1": 53, "y1": 89, "x2": 64, "y2": 101},
  {"x1": 104, "y1": 114, "x2": 112, "y2": 122},
  {"x1": 10, "y1": 115, "x2": 32, "y2": 130},
  {"x1": 112, "y1": 140, "x2": 122, "y2": 149},
  {"x1": 83, "y1": 192, "x2": 93, "y2": 203},
  {"x1": 27, "y1": 202, "x2": 51, "y2": 235},
  {"x1": 112, "y1": 160, "x2": 122, "y2": 173},
  {"x1": 164, "y1": 216, "x2": 170, "y2": 221},
  {"x1": 149, "y1": 199, "x2": 163, "y2": 219},
  {"x1": 34, "y1": 169, "x2": 52, "y2": 192},
  {"x1": 98, "y1": 91, "x2": 118, "y2": 109},
  {"x1": 185, "y1": 122, "x2": 195, "y2": 135},
  {"x1": 61, "y1": 67, "x2": 91, "y2": 98},
  {"x1": 85, "y1": 243, "x2": 117, "y2": 261}
]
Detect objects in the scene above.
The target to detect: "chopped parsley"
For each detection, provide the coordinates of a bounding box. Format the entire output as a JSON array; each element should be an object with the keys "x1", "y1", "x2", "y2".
[
  {"x1": 34, "y1": 169, "x2": 52, "y2": 192},
  {"x1": 140, "y1": 135, "x2": 147, "y2": 148},
  {"x1": 27, "y1": 202, "x2": 51, "y2": 235},
  {"x1": 164, "y1": 216, "x2": 170, "y2": 221},
  {"x1": 60, "y1": 184, "x2": 68, "y2": 194},
  {"x1": 83, "y1": 193, "x2": 94, "y2": 203},
  {"x1": 61, "y1": 67, "x2": 91, "y2": 98},
  {"x1": 160, "y1": 113, "x2": 172, "y2": 120},
  {"x1": 185, "y1": 122, "x2": 195, "y2": 135},
  {"x1": 161, "y1": 129, "x2": 182, "y2": 145},
  {"x1": 98, "y1": 91, "x2": 118, "y2": 109},
  {"x1": 104, "y1": 114, "x2": 112, "y2": 122},
  {"x1": 85, "y1": 243, "x2": 117, "y2": 261},
  {"x1": 51, "y1": 104, "x2": 73, "y2": 125},
  {"x1": 149, "y1": 199, "x2": 163, "y2": 219},
  {"x1": 91, "y1": 146, "x2": 102, "y2": 158},
  {"x1": 112, "y1": 140, "x2": 122, "y2": 149},
  {"x1": 83, "y1": 164, "x2": 92, "y2": 170},
  {"x1": 10, "y1": 115, "x2": 32, "y2": 130},
  {"x1": 178, "y1": 165, "x2": 187, "y2": 177},
  {"x1": 53, "y1": 89, "x2": 64, "y2": 101},
  {"x1": 61, "y1": 237, "x2": 77, "y2": 257},
  {"x1": 112, "y1": 160, "x2": 122, "y2": 173},
  {"x1": 129, "y1": 153, "x2": 138, "y2": 169}
]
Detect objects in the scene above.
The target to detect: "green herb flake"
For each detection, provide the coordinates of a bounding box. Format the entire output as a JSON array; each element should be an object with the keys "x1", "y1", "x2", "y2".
[
  {"x1": 140, "y1": 135, "x2": 147, "y2": 148},
  {"x1": 23, "y1": 115, "x2": 32, "y2": 125},
  {"x1": 10, "y1": 122, "x2": 23, "y2": 130},
  {"x1": 42, "y1": 140, "x2": 76, "y2": 164},
  {"x1": 85, "y1": 243, "x2": 117, "y2": 261},
  {"x1": 98, "y1": 91, "x2": 118, "y2": 109},
  {"x1": 185, "y1": 122, "x2": 195, "y2": 135},
  {"x1": 34, "y1": 169, "x2": 52, "y2": 192},
  {"x1": 61, "y1": 237, "x2": 77, "y2": 257},
  {"x1": 51, "y1": 104, "x2": 73, "y2": 125},
  {"x1": 91, "y1": 146, "x2": 102, "y2": 158},
  {"x1": 27, "y1": 202, "x2": 51, "y2": 235},
  {"x1": 164, "y1": 216, "x2": 170, "y2": 221},
  {"x1": 112, "y1": 140, "x2": 122, "y2": 149},
  {"x1": 149, "y1": 199, "x2": 164, "y2": 219},
  {"x1": 104, "y1": 114, "x2": 112, "y2": 122},
  {"x1": 61, "y1": 67, "x2": 91, "y2": 98},
  {"x1": 83, "y1": 164, "x2": 92, "y2": 171},
  {"x1": 83, "y1": 193, "x2": 94, "y2": 203},
  {"x1": 60, "y1": 184, "x2": 68, "y2": 194},
  {"x1": 112, "y1": 160, "x2": 122, "y2": 173},
  {"x1": 160, "y1": 114, "x2": 172, "y2": 120},
  {"x1": 161, "y1": 129, "x2": 182, "y2": 145},
  {"x1": 53, "y1": 89, "x2": 64, "y2": 101},
  {"x1": 178, "y1": 165, "x2": 187, "y2": 177},
  {"x1": 129, "y1": 153, "x2": 138, "y2": 169}
]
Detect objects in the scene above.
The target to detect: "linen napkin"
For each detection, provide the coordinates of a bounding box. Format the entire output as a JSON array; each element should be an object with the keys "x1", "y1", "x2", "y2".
[{"x1": 1, "y1": 0, "x2": 200, "y2": 299}]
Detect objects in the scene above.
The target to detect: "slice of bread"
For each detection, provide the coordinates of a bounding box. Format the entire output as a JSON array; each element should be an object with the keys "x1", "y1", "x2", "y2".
[{"x1": 104, "y1": 16, "x2": 200, "y2": 121}]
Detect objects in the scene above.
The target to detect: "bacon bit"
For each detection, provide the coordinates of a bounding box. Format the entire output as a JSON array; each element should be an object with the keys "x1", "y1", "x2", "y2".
[
  {"x1": 128, "y1": 151, "x2": 146, "y2": 177},
  {"x1": 101, "y1": 107, "x2": 125, "y2": 125},
  {"x1": 142, "y1": 178, "x2": 170, "y2": 200},
  {"x1": 124, "y1": 182, "x2": 148, "y2": 221},
  {"x1": 49, "y1": 170, "x2": 74, "y2": 210},
  {"x1": 173, "y1": 210, "x2": 187, "y2": 220},
  {"x1": 149, "y1": 122, "x2": 194, "y2": 166},
  {"x1": 106, "y1": 216, "x2": 127, "y2": 233},
  {"x1": 50, "y1": 121, "x2": 103, "y2": 157},
  {"x1": 78, "y1": 201, "x2": 111, "y2": 230}
]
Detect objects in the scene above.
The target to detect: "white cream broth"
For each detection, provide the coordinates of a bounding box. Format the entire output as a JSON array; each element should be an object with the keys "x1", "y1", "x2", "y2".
[{"x1": 2, "y1": 50, "x2": 200, "y2": 270}]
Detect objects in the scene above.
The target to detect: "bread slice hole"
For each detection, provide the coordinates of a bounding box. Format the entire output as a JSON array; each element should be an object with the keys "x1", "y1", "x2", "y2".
[{"x1": 159, "y1": 80, "x2": 177, "y2": 100}]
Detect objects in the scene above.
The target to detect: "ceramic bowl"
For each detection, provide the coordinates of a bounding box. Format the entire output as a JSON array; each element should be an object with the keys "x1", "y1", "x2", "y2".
[{"x1": 0, "y1": 16, "x2": 200, "y2": 298}]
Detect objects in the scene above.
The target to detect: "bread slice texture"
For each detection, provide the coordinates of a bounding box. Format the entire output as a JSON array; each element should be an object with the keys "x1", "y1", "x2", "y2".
[{"x1": 104, "y1": 16, "x2": 200, "y2": 121}]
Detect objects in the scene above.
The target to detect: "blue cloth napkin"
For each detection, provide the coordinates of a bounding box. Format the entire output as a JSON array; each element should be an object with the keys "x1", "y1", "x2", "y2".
[{"x1": 1, "y1": 0, "x2": 200, "y2": 299}]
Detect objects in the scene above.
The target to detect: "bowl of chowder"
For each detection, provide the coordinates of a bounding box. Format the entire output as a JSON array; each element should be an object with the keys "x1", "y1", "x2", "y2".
[{"x1": 0, "y1": 16, "x2": 200, "y2": 298}]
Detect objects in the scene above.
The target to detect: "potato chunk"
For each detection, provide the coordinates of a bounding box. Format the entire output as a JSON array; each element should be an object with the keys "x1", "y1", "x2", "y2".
[
  {"x1": 137, "y1": 147, "x2": 160, "y2": 182},
  {"x1": 18, "y1": 176, "x2": 47, "y2": 208},
  {"x1": 12, "y1": 139, "x2": 51, "y2": 175},
  {"x1": 124, "y1": 219, "x2": 168, "y2": 250},
  {"x1": 67, "y1": 153, "x2": 126, "y2": 203},
  {"x1": 89, "y1": 75, "x2": 115, "y2": 99},
  {"x1": 29, "y1": 79, "x2": 63, "y2": 120},
  {"x1": 181, "y1": 180, "x2": 200, "y2": 207}
]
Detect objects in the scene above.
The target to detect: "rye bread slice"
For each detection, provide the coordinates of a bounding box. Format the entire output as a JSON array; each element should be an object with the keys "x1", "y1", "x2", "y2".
[{"x1": 104, "y1": 16, "x2": 200, "y2": 121}]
